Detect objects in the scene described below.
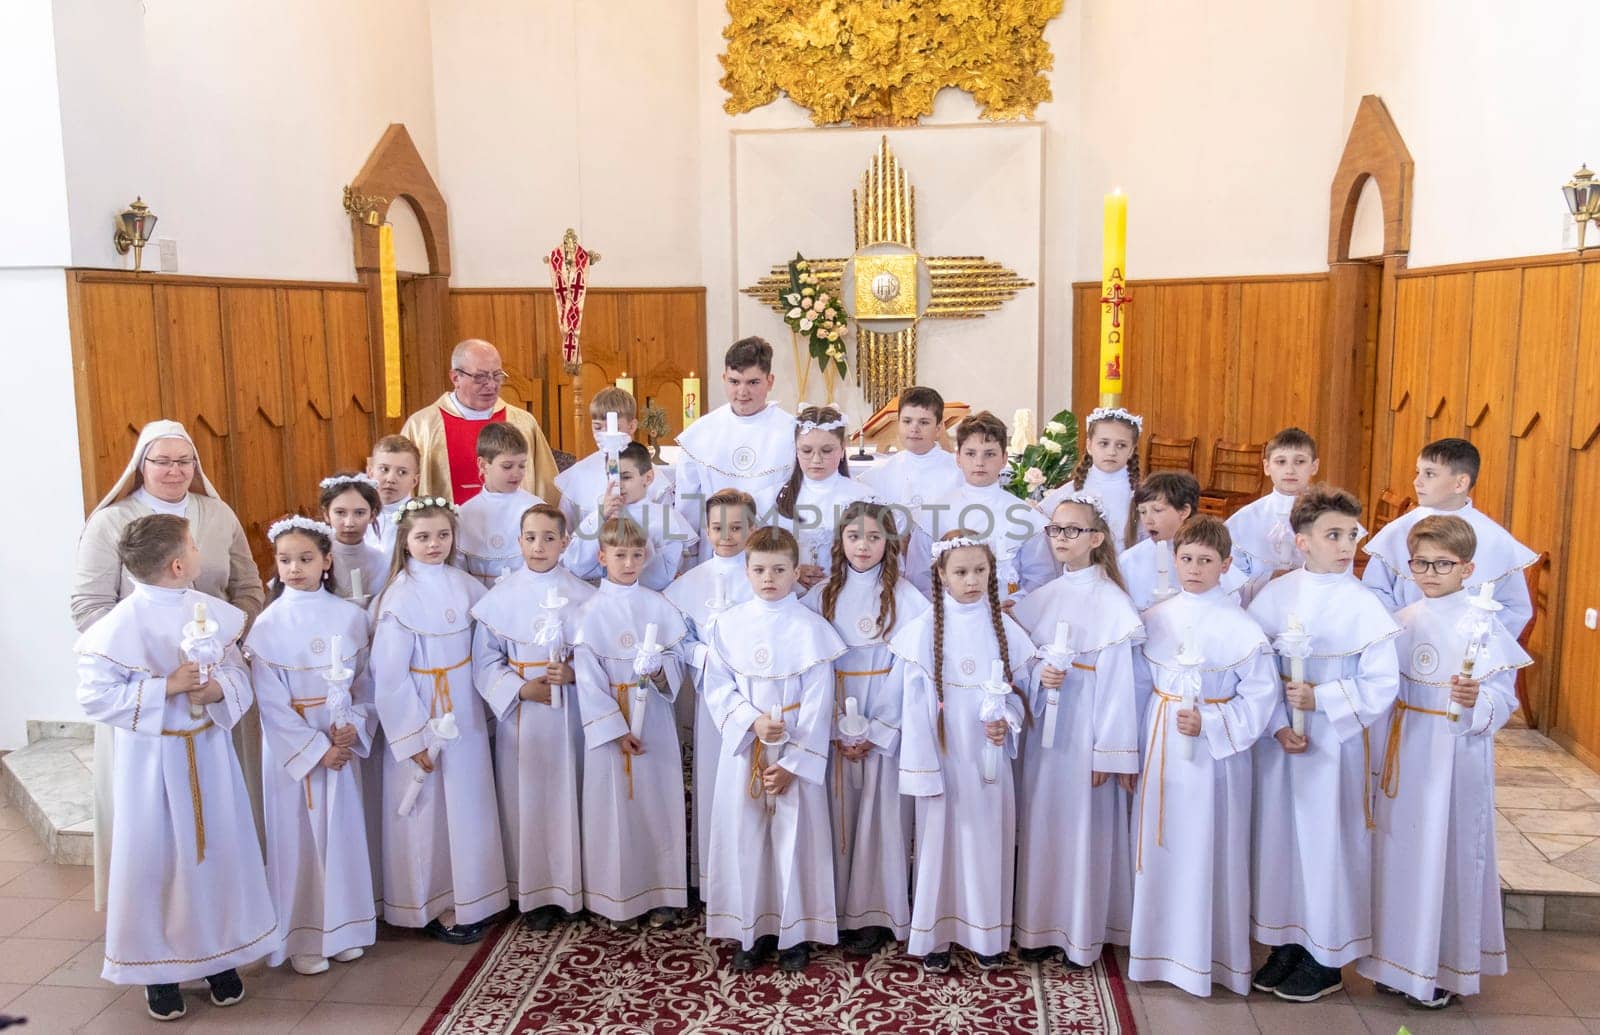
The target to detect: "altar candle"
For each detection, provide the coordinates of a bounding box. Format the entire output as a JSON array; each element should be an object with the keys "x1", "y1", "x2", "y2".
[
  {"x1": 615, "y1": 372, "x2": 634, "y2": 397},
  {"x1": 1099, "y1": 190, "x2": 1128, "y2": 407},
  {"x1": 683, "y1": 373, "x2": 701, "y2": 425},
  {"x1": 350, "y1": 567, "x2": 364, "y2": 599}
]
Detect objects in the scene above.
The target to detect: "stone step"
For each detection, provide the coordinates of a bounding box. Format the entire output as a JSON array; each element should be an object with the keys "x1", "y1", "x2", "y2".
[{"x1": 0, "y1": 734, "x2": 94, "y2": 866}]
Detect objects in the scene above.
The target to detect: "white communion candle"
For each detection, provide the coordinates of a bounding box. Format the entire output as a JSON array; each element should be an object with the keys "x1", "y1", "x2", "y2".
[
  {"x1": 628, "y1": 680, "x2": 649, "y2": 740},
  {"x1": 350, "y1": 567, "x2": 365, "y2": 599},
  {"x1": 193, "y1": 601, "x2": 207, "y2": 627},
  {"x1": 1051, "y1": 620, "x2": 1070, "y2": 656},
  {"x1": 712, "y1": 573, "x2": 727, "y2": 608},
  {"x1": 329, "y1": 634, "x2": 343, "y2": 674},
  {"x1": 606, "y1": 411, "x2": 619, "y2": 435},
  {"x1": 642, "y1": 622, "x2": 659, "y2": 654},
  {"x1": 1287, "y1": 613, "x2": 1309, "y2": 736},
  {"x1": 545, "y1": 583, "x2": 560, "y2": 607},
  {"x1": 1157, "y1": 541, "x2": 1175, "y2": 596}
]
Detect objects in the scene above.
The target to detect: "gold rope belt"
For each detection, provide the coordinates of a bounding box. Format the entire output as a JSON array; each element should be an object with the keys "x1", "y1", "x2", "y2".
[
  {"x1": 162, "y1": 719, "x2": 216, "y2": 864},
  {"x1": 411, "y1": 655, "x2": 470, "y2": 718},
  {"x1": 614, "y1": 683, "x2": 639, "y2": 800},
  {"x1": 1378, "y1": 699, "x2": 1452, "y2": 802},
  {"x1": 1135, "y1": 687, "x2": 1232, "y2": 873},
  {"x1": 1278, "y1": 674, "x2": 1376, "y2": 830},
  {"x1": 289, "y1": 697, "x2": 328, "y2": 811},
  {"x1": 750, "y1": 702, "x2": 803, "y2": 808},
  {"x1": 833, "y1": 668, "x2": 891, "y2": 856},
  {"x1": 509, "y1": 658, "x2": 552, "y2": 735}
]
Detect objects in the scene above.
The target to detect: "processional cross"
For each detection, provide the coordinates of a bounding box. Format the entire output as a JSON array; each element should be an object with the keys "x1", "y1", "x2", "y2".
[{"x1": 742, "y1": 137, "x2": 1033, "y2": 411}]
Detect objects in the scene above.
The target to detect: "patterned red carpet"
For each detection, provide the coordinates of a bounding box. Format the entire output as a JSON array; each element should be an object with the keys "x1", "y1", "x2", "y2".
[{"x1": 419, "y1": 912, "x2": 1137, "y2": 1034}]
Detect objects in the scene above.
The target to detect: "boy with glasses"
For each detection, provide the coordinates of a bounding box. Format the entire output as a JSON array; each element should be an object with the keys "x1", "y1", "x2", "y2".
[
  {"x1": 1361, "y1": 438, "x2": 1536, "y2": 636},
  {"x1": 1357, "y1": 515, "x2": 1529, "y2": 1010}
]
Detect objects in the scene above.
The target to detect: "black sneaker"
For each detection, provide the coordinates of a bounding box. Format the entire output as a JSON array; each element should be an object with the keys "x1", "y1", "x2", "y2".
[
  {"x1": 1374, "y1": 981, "x2": 1406, "y2": 997},
  {"x1": 205, "y1": 968, "x2": 245, "y2": 1007},
  {"x1": 1251, "y1": 944, "x2": 1304, "y2": 992},
  {"x1": 1406, "y1": 987, "x2": 1456, "y2": 1010},
  {"x1": 976, "y1": 952, "x2": 1008, "y2": 969},
  {"x1": 778, "y1": 943, "x2": 811, "y2": 972},
  {"x1": 145, "y1": 984, "x2": 185, "y2": 1021},
  {"x1": 1272, "y1": 957, "x2": 1343, "y2": 1003},
  {"x1": 923, "y1": 950, "x2": 952, "y2": 973},
  {"x1": 731, "y1": 946, "x2": 759, "y2": 972},
  {"x1": 646, "y1": 907, "x2": 679, "y2": 929},
  {"x1": 1017, "y1": 945, "x2": 1059, "y2": 964}
]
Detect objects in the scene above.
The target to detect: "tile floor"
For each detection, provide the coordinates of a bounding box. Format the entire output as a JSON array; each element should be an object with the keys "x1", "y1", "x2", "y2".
[{"x1": 4, "y1": 726, "x2": 1600, "y2": 1032}]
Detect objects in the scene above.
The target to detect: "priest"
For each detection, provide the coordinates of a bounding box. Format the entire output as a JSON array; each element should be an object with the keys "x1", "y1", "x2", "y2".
[{"x1": 400, "y1": 339, "x2": 562, "y2": 505}]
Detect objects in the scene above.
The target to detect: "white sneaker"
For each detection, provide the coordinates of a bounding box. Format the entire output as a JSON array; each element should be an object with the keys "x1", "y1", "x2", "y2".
[
  {"x1": 332, "y1": 947, "x2": 365, "y2": 963},
  {"x1": 290, "y1": 955, "x2": 330, "y2": 976}
]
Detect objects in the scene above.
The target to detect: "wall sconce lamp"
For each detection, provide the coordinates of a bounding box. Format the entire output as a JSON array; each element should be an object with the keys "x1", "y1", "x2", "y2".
[
  {"x1": 342, "y1": 185, "x2": 390, "y2": 227},
  {"x1": 113, "y1": 197, "x2": 157, "y2": 272},
  {"x1": 1564, "y1": 165, "x2": 1600, "y2": 253}
]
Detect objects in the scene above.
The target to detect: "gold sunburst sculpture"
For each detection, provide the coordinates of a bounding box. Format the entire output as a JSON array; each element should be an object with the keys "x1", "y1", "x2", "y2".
[
  {"x1": 720, "y1": 0, "x2": 1064, "y2": 127},
  {"x1": 743, "y1": 137, "x2": 1033, "y2": 410}
]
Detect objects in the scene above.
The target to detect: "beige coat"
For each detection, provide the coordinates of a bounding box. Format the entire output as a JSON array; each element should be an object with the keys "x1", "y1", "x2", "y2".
[
  {"x1": 400, "y1": 392, "x2": 562, "y2": 505},
  {"x1": 71, "y1": 493, "x2": 265, "y2": 632}
]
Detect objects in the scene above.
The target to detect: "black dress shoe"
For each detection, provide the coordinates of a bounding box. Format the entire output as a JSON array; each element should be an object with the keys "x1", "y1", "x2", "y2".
[
  {"x1": 1017, "y1": 945, "x2": 1058, "y2": 964},
  {"x1": 778, "y1": 943, "x2": 811, "y2": 972},
  {"x1": 976, "y1": 952, "x2": 1007, "y2": 969},
  {"x1": 523, "y1": 906, "x2": 561, "y2": 932},
  {"x1": 146, "y1": 984, "x2": 185, "y2": 1021},
  {"x1": 425, "y1": 918, "x2": 487, "y2": 945},
  {"x1": 205, "y1": 968, "x2": 245, "y2": 1007},
  {"x1": 731, "y1": 946, "x2": 759, "y2": 972},
  {"x1": 923, "y1": 951, "x2": 952, "y2": 973},
  {"x1": 1251, "y1": 943, "x2": 1303, "y2": 992},
  {"x1": 842, "y1": 927, "x2": 892, "y2": 957},
  {"x1": 1406, "y1": 987, "x2": 1456, "y2": 1010},
  {"x1": 1272, "y1": 956, "x2": 1343, "y2": 1002}
]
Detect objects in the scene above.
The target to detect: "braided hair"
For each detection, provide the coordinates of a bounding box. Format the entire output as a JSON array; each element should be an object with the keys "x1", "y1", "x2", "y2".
[
  {"x1": 928, "y1": 530, "x2": 1031, "y2": 752},
  {"x1": 1070, "y1": 412, "x2": 1143, "y2": 549},
  {"x1": 820, "y1": 501, "x2": 903, "y2": 639}
]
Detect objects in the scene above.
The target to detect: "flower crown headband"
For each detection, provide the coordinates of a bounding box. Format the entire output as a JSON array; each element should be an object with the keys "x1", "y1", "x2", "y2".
[
  {"x1": 267, "y1": 515, "x2": 335, "y2": 542},
  {"x1": 796, "y1": 410, "x2": 848, "y2": 435},
  {"x1": 1046, "y1": 489, "x2": 1112, "y2": 528},
  {"x1": 402, "y1": 496, "x2": 458, "y2": 515},
  {"x1": 931, "y1": 536, "x2": 990, "y2": 560},
  {"x1": 1087, "y1": 406, "x2": 1144, "y2": 432},
  {"x1": 319, "y1": 472, "x2": 378, "y2": 492}
]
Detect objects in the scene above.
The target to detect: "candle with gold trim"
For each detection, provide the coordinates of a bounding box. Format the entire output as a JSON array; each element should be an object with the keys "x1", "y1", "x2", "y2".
[
  {"x1": 682, "y1": 372, "x2": 700, "y2": 426},
  {"x1": 615, "y1": 371, "x2": 635, "y2": 398},
  {"x1": 1099, "y1": 190, "x2": 1128, "y2": 407}
]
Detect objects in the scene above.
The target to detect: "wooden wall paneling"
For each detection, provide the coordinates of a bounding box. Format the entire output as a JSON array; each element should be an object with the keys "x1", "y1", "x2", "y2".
[
  {"x1": 1461, "y1": 268, "x2": 1522, "y2": 521},
  {"x1": 495, "y1": 293, "x2": 546, "y2": 434},
  {"x1": 625, "y1": 292, "x2": 705, "y2": 446},
  {"x1": 281, "y1": 288, "x2": 337, "y2": 515},
  {"x1": 1506, "y1": 263, "x2": 1580, "y2": 727},
  {"x1": 1385, "y1": 277, "x2": 1434, "y2": 501},
  {"x1": 72, "y1": 279, "x2": 163, "y2": 507},
  {"x1": 448, "y1": 292, "x2": 500, "y2": 345},
  {"x1": 1555, "y1": 441, "x2": 1600, "y2": 759},
  {"x1": 157, "y1": 285, "x2": 232, "y2": 499},
  {"x1": 1421, "y1": 272, "x2": 1474, "y2": 441},
  {"x1": 1321, "y1": 262, "x2": 1382, "y2": 498},
  {"x1": 1071, "y1": 285, "x2": 1099, "y2": 422},
  {"x1": 323, "y1": 287, "x2": 379, "y2": 472},
  {"x1": 1236, "y1": 279, "x2": 1330, "y2": 457},
  {"x1": 219, "y1": 286, "x2": 291, "y2": 571}
]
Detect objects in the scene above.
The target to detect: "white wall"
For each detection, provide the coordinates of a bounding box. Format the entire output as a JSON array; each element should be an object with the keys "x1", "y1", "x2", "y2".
[
  {"x1": 3, "y1": 1, "x2": 86, "y2": 748},
  {"x1": 429, "y1": 0, "x2": 702, "y2": 287},
  {"x1": 51, "y1": 0, "x2": 439, "y2": 282},
  {"x1": 1344, "y1": 0, "x2": 1599, "y2": 268}
]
